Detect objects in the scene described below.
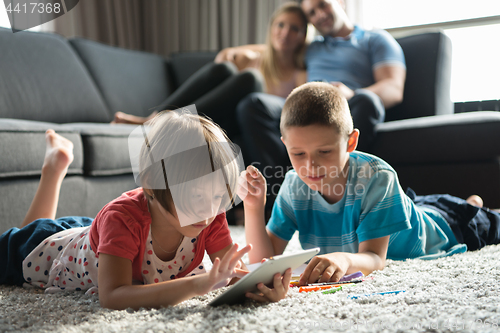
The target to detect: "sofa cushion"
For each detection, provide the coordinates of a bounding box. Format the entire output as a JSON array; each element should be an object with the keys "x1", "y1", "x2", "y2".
[
  {"x1": 373, "y1": 111, "x2": 500, "y2": 165},
  {"x1": 0, "y1": 28, "x2": 110, "y2": 123},
  {"x1": 60, "y1": 123, "x2": 136, "y2": 176},
  {"x1": 0, "y1": 174, "x2": 138, "y2": 233},
  {"x1": 0, "y1": 119, "x2": 83, "y2": 178},
  {"x1": 70, "y1": 38, "x2": 172, "y2": 119}
]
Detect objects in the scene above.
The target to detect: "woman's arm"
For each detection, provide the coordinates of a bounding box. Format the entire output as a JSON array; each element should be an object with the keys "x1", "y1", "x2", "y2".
[
  {"x1": 98, "y1": 243, "x2": 251, "y2": 310},
  {"x1": 215, "y1": 44, "x2": 266, "y2": 71}
]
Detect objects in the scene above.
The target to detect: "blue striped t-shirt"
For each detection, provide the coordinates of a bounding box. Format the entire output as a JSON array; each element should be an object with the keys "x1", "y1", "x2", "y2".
[{"x1": 267, "y1": 152, "x2": 466, "y2": 260}]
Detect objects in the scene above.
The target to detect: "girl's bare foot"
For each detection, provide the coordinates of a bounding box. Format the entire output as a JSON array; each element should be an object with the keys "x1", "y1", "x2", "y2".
[
  {"x1": 21, "y1": 130, "x2": 74, "y2": 227},
  {"x1": 42, "y1": 129, "x2": 74, "y2": 179},
  {"x1": 111, "y1": 111, "x2": 157, "y2": 125}
]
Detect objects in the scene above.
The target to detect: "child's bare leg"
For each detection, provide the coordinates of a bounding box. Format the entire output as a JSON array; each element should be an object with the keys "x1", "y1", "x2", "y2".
[
  {"x1": 111, "y1": 111, "x2": 158, "y2": 125},
  {"x1": 20, "y1": 130, "x2": 74, "y2": 228}
]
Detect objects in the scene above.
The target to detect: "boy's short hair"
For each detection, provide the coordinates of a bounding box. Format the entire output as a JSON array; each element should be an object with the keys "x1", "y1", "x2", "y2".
[{"x1": 281, "y1": 82, "x2": 353, "y2": 138}]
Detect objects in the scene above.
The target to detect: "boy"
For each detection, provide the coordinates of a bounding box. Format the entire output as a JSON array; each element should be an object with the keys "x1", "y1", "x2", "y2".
[{"x1": 240, "y1": 82, "x2": 500, "y2": 290}]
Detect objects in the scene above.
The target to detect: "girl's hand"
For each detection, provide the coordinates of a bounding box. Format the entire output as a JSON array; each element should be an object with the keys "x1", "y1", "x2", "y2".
[
  {"x1": 298, "y1": 253, "x2": 350, "y2": 285},
  {"x1": 245, "y1": 268, "x2": 292, "y2": 303},
  {"x1": 237, "y1": 165, "x2": 266, "y2": 210},
  {"x1": 196, "y1": 244, "x2": 252, "y2": 295}
]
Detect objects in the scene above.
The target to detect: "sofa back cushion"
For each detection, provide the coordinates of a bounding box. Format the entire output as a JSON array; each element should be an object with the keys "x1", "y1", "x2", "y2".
[
  {"x1": 0, "y1": 28, "x2": 110, "y2": 123},
  {"x1": 70, "y1": 38, "x2": 172, "y2": 118},
  {"x1": 386, "y1": 31, "x2": 453, "y2": 122}
]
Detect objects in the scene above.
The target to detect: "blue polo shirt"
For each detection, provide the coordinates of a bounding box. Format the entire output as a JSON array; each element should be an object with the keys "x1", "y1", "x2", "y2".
[
  {"x1": 305, "y1": 26, "x2": 406, "y2": 90},
  {"x1": 267, "y1": 152, "x2": 467, "y2": 260}
]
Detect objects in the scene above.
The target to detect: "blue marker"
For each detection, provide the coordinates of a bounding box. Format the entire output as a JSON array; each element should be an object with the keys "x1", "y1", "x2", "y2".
[{"x1": 348, "y1": 290, "x2": 405, "y2": 299}]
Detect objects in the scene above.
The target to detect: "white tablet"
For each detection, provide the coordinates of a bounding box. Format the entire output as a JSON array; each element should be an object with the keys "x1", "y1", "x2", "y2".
[{"x1": 209, "y1": 247, "x2": 320, "y2": 306}]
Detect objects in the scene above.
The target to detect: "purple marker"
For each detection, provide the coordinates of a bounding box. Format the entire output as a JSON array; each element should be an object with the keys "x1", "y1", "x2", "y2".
[{"x1": 338, "y1": 271, "x2": 364, "y2": 282}]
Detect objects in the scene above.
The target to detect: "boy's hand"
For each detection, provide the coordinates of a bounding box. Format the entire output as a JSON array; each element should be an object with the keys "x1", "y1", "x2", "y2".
[
  {"x1": 245, "y1": 268, "x2": 292, "y2": 303},
  {"x1": 197, "y1": 244, "x2": 252, "y2": 294},
  {"x1": 299, "y1": 254, "x2": 350, "y2": 285},
  {"x1": 237, "y1": 165, "x2": 266, "y2": 210}
]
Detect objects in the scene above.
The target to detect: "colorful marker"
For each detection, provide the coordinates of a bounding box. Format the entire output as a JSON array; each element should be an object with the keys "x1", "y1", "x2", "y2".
[
  {"x1": 299, "y1": 283, "x2": 355, "y2": 293},
  {"x1": 309, "y1": 279, "x2": 363, "y2": 286},
  {"x1": 348, "y1": 290, "x2": 406, "y2": 299},
  {"x1": 321, "y1": 286, "x2": 342, "y2": 294}
]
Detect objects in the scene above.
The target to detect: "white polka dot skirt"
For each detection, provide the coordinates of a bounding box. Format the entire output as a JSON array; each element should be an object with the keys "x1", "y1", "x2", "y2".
[{"x1": 22, "y1": 226, "x2": 99, "y2": 295}]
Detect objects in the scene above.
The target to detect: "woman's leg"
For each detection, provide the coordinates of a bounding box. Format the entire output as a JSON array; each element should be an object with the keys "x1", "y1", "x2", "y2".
[
  {"x1": 20, "y1": 130, "x2": 74, "y2": 228},
  {"x1": 111, "y1": 62, "x2": 240, "y2": 125},
  {"x1": 191, "y1": 69, "x2": 264, "y2": 138},
  {"x1": 156, "y1": 62, "x2": 240, "y2": 112}
]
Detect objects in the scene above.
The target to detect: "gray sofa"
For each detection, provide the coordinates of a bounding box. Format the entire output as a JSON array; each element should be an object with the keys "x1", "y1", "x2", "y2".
[
  {"x1": 1, "y1": 28, "x2": 499, "y2": 235},
  {"x1": 0, "y1": 27, "x2": 216, "y2": 234}
]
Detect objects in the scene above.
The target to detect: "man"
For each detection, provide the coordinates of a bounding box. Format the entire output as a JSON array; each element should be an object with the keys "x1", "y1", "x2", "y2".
[{"x1": 236, "y1": 0, "x2": 406, "y2": 209}]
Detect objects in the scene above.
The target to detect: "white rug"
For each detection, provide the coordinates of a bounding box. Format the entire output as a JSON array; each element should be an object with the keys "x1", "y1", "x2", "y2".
[{"x1": 1, "y1": 226, "x2": 500, "y2": 333}]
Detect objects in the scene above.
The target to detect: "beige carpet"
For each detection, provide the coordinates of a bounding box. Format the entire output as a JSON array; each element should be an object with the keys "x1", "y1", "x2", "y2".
[{"x1": 1, "y1": 226, "x2": 500, "y2": 333}]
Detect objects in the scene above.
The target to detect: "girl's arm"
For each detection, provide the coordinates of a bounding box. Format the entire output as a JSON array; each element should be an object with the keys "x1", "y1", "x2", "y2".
[
  {"x1": 297, "y1": 236, "x2": 389, "y2": 285},
  {"x1": 210, "y1": 241, "x2": 291, "y2": 303},
  {"x1": 98, "y1": 243, "x2": 251, "y2": 310},
  {"x1": 209, "y1": 243, "x2": 248, "y2": 286}
]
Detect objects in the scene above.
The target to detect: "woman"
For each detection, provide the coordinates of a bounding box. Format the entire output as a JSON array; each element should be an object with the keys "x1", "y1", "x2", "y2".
[
  {"x1": 215, "y1": 2, "x2": 308, "y2": 98},
  {"x1": 114, "y1": 2, "x2": 308, "y2": 136}
]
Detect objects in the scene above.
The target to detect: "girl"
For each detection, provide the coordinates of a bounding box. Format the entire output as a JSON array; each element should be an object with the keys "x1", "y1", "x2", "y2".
[{"x1": 0, "y1": 110, "x2": 288, "y2": 309}]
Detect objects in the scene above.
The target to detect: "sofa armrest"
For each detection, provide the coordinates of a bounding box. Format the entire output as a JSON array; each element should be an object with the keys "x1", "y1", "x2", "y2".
[
  {"x1": 386, "y1": 31, "x2": 453, "y2": 122},
  {"x1": 373, "y1": 111, "x2": 500, "y2": 165}
]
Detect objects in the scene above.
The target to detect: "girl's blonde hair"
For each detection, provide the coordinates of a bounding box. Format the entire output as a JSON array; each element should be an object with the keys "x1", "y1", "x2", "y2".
[
  {"x1": 260, "y1": 2, "x2": 308, "y2": 89},
  {"x1": 137, "y1": 109, "x2": 241, "y2": 218}
]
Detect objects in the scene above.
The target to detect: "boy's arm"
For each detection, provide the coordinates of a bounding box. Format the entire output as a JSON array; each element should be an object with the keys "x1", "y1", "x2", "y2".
[
  {"x1": 298, "y1": 235, "x2": 389, "y2": 285},
  {"x1": 239, "y1": 166, "x2": 288, "y2": 263}
]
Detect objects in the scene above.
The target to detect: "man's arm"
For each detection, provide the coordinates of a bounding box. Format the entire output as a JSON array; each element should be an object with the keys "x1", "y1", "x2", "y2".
[
  {"x1": 365, "y1": 64, "x2": 406, "y2": 109},
  {"x1": 331, "y1": 64, "x2": 405, "y2": 109}
]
